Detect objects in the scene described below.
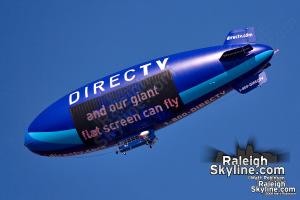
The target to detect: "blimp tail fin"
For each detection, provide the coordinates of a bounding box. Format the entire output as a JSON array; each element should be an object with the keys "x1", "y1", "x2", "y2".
[
  {"x1": 224, "y1": 27, "x2": 256, "y2": 45},
  {"x1": 232, "y1": 71, "x2": 268, "y2": 94}
]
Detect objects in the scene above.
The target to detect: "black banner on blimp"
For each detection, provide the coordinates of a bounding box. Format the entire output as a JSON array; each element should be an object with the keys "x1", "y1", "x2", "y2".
[{"x1": 70, "y1": 70, "x2": 184, "y2": 145}]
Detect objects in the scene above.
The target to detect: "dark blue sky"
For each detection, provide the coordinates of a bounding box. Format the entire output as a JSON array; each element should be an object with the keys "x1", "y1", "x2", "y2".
[{"x1": 1, "y1": 1, "x2": 299, "y2": 199}]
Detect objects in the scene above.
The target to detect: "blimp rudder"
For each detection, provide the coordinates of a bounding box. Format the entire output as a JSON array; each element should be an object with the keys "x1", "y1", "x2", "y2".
[{"x1": 224, "y1": 27, "x2": 256, "y2": 45}]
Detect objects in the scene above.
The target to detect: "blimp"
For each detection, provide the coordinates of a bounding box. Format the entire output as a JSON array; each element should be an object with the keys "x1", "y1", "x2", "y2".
[{"x1": 25, "y1": 27, "x2": 276, "y2": 156}]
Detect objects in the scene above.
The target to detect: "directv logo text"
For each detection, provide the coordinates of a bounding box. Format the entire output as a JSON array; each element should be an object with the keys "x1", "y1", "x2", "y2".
[
  {"x1": 69, "y1": 57, "x2": 169, "y2": 105},
  {"x1": 227, "y1": 33, "x2": 253, "y2": 41}
]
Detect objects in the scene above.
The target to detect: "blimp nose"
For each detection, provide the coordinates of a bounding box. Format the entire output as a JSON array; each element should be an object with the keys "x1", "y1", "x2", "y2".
[
  {"x1": 24, "y1": 132, "x2": 42, "y2": 154},
  {"x1": 24, "y1": 133, "x2": 33, "y2": 150},
  {"x1": 25, "y1": 96, "x2": 84, "y2": 156}
]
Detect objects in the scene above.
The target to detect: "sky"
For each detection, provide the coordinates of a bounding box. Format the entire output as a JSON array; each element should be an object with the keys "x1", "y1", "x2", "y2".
[{"x1": 0, "y1": 0, "x2": 299, "y2": 199}]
